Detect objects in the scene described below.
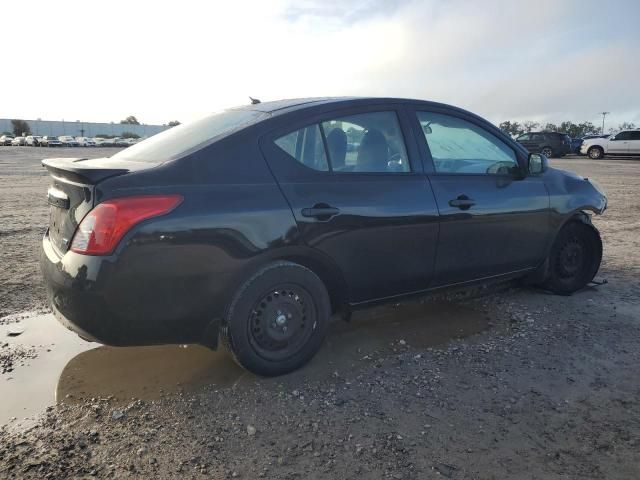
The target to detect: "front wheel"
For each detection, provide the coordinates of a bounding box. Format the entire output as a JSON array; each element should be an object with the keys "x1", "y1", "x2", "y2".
[
  {"x1": 541, "y1": 147, "x2": 554, "y2": 158},
  {"x1": 542, "y1": 221, "x2": 602, "y2": 295},
  {"x1": 220, "y1": 261, "x2": 331, "y2": 376},
  {"x1": 588, "y1": 146, "x2": 604, "y2": 159}
]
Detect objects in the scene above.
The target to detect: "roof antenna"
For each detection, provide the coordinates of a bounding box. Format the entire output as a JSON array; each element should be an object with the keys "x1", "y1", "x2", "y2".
[{"x1": 249, "y1": 96, "x2": 261, "y2": 105}]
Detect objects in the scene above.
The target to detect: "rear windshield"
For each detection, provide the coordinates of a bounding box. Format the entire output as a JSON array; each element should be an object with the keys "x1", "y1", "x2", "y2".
[{"x1": 111, "y1": 109, "x2": 269, "y2": 163}]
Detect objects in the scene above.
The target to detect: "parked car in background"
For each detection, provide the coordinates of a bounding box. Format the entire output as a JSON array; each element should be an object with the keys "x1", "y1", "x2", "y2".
[
  {"x1": 583, "y1": 134, "x2": 611, "y2": 140},
  {"x1": 0, "y1": 134, "x2": 15, "y2": 146},
  {"x1": 580, "y1": 130, "x2": 640, "y2": 159},
  {"x1": 40, "y1": 136, "x2": 62, "y2": 147},
  {"x1": 58, "y1": 135, "x2": 80, "y2": 147},
  {"x1": 570, "y1": 138, "x2": 583, "y2": 154},
  {"x1": 25, "y1": 135, "x2": 43, "y2": 146},
  {"x1": 40, "y1": 97, "x2": 606, "y2": 376},
  {"x1": 76, "y1": 137, "x2": 96, "y2": 147},
  {"x1": 11, "y1": 136, "x2": 27, "y2": 146},
  {"x1": 94, "y1": 137, "x2": 115, "y2": 147},
  {"x1": 516, "y1": 132, "x2": 572, "y2": 157}
]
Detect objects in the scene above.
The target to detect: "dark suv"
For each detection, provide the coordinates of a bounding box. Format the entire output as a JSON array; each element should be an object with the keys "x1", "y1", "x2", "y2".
[{"x1": 516, "y1": 132, "x2": 572, "y2": 158}]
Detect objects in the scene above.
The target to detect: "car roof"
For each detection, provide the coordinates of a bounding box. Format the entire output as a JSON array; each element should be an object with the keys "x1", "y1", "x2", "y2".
[{"x1": 231, "y1": 96, "x2": 484, "y2": 118}]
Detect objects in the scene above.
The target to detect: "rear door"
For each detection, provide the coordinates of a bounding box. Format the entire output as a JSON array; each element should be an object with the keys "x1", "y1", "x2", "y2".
[
  {"x1": 409, "y1": 108, "x2": 550, "y2": 286},
  {"x1": 260, "y1": 105, "x2": 440, "y2": 303}
]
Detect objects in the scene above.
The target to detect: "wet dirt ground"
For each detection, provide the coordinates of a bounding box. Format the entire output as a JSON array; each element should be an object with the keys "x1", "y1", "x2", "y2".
[{"x1": 0, "y1": 147, "x2": 639, "y2": 479}]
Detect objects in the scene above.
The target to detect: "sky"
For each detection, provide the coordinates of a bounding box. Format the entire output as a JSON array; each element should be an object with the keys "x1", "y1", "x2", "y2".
[{"x1": 1, "y1": 0, "x2": 639, "y2": 129}]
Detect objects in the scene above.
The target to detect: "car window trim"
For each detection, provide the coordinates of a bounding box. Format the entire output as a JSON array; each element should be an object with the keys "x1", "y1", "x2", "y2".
[
  {"x1": 261, "y1": 104, "x2": 423, "y2": 177},
  {"x1": 407, "y1": 106, "x2": 526, "y2": 177}
]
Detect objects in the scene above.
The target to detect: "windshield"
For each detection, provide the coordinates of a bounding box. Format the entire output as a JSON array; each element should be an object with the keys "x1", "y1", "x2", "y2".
[{"x1": 111, "y1": 109, "x2": 269, "y2": 163}]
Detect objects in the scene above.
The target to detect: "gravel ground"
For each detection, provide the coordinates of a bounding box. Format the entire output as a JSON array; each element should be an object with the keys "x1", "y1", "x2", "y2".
[{"x1": 0, "y1": 147, "x2": 639, "y2": 479}]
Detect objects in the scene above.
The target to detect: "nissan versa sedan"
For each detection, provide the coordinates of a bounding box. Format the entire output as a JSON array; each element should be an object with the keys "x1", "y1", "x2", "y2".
[{"x1": 40, "y1": 97, "x2": 607, "y2": 376}]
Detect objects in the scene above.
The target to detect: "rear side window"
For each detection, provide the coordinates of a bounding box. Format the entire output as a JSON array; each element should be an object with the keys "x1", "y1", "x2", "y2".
[
  {"x1": 417, "y1": 112, "x2": 518, "y2": 175},
  {"x1": 274, "y1": 111, "x2": 410, "y2": 174},
  {"x1": 629, "y1": 131, "x2": 640, "y2": 140},
  {"x1": 111, "y1": 109, "x2": 269, "y2": 163},
  {"x1": 275, "y1": 124, "x2": 328, "y2": 171}
]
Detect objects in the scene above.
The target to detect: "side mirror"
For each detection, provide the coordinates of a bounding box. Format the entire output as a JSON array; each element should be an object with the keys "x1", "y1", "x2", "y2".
[
  {"x1": 528, "y1": 153, "x2": 546, "y2": 174},
  {"x1": 609, "y1": 135, "x2": 616, "y2": 141}
]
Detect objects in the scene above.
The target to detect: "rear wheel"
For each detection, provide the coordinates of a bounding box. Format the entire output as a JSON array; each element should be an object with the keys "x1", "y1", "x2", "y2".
[
  {"x1": 543, "y1": 221, "x2": 602, "y2": 295},
  {"x1": 588, "y1": 146, "x2": 604, "y2": 159},
  {"x1": 220, "y1": 261, "x2": 330, "y2": 376}
]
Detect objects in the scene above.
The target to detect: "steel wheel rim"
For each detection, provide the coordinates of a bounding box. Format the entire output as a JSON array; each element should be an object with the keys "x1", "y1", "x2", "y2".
[
  {"x1": 556, "y1": 236, "x2": 586, "y2": 280},
  {"x1": 247, "y1": 284, "x2": 317, "y2": 362},
  {"x1": 589, "y1": 149, "x2": 600, "y2": 159},
  {"x1": 542, "y1": 148, "x2": 553, "y2": 157}
]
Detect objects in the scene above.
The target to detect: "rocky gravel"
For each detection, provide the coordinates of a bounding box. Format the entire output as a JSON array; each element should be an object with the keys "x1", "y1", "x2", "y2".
[{"x1": 1, "y1": 149, "x2": 639, "y2": 478}]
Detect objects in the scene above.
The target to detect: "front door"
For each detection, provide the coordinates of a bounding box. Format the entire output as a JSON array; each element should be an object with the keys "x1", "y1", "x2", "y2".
[
  {"x1": 260, "y1": 107, "x2": 440, "y2": 303},
  {"x1": 625, "y1": 131, "x2": 640, "y2": 155},
  {"x1": 411, "y1": 109, "x2": 550, "y2": 286},
  {"x1": 608, "y1": 131, "x2": 631, "y2": 154}
]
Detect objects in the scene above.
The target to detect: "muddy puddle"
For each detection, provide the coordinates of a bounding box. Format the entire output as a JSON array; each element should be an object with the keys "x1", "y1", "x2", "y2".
[{"x1": 1, "y1": 300, "x2": 488, "y2": 429}]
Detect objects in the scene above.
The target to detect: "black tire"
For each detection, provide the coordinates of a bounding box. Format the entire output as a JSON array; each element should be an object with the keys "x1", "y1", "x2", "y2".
[
  {"x1": 541, "y1": 146, "x2": 553, "y2": 158},
  {"x1": 220, "y1": 261, "x2": 330, "y2": 376},
  {"x1": 543, "y1": 221, "x2": 602, "y2": 295},
  {"x1": 588, "y1": 146, "x2": 604, "y2": 160}
]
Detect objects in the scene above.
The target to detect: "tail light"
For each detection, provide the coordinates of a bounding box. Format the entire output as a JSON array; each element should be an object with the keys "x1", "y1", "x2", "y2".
[{"x1": 71, "y1": 195, "x2": 183, "y2": 255}]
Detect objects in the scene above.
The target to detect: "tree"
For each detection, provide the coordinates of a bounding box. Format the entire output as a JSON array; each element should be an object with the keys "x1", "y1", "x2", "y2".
[
  {"x1": 543, "y1": 123, "x2": 558, "y2": 132},
  {"x1": 498, "y1": 121, "x2": 523, "y2": 138},
  {"x1": 168, "y1": 120, "x2": 181, "y2": 127},
  {"x1": 577, "y1": 122, "x2": 598, "y2": 137},
  {"x1": 121, "y1": 131, "x2": 140, "y2": 139},
  {"x1": 617, "y1": 122, "x2": 636, "y2": 131},
  {"x1": 522, "y1": 121, "x2": 540, "y2": 133},
  {"x1": 558, "y1": 121, "x2": 598, "y2": 138},
  {"x1": 120, "y1": 116, "x2": 140, "y2": 125},
  {"x1": 11, "y1": 119, "x2": 31, "y2": 136}
]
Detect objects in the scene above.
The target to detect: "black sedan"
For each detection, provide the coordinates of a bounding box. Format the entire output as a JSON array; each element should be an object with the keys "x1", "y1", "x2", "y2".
[{"x1": 40, "y1": 97, "x2": 607, "y2": 375}]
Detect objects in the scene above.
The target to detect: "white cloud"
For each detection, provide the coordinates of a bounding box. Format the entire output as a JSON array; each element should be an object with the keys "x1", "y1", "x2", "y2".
[{"x1": 0, "y1": 0, "x2": 638, "y2": 128}]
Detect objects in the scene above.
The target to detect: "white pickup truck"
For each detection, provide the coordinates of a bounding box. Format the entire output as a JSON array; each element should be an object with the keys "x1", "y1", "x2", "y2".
[{"x1": 581, "y1": 130, "x2": 640, "y2": 159}]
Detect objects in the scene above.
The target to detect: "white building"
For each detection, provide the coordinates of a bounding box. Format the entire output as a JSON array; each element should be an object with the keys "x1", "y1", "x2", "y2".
[{"x1": 0, "y1": 118, "x2": 169, "y2": 138}]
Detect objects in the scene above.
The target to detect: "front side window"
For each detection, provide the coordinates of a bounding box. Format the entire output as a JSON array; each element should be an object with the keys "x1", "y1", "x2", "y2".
[
  {"x1": 613, "y1": 131, "x2": 631, "y2": 141},
  {"x1": 629, "y1": 131, "x2": 640, "y2": 140},
  {"x1": 273, "y1": 111, "x2": 410, "y2": 174},
  {"x1": 417, "y1": 112, "x2": 518, "y2": 175}
]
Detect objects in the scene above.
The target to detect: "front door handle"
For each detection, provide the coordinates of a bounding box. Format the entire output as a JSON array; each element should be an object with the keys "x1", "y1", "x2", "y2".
[
  {"x1": 449, "y1": 195, "x2": 475, "y2": 210},
  {"x1": 301, "y1": 205, "x2": 340, "y2": 219}
]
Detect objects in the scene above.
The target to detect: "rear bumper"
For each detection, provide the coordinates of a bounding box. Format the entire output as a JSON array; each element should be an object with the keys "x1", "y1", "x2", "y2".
[{"x1": 40, "y1": 231, "x2": 220, "y2": 348}]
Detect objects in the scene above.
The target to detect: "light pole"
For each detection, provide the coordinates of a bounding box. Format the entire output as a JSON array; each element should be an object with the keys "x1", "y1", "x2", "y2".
[{"x1": 600, "y1": 112, "x2": 609, "y2": 135}]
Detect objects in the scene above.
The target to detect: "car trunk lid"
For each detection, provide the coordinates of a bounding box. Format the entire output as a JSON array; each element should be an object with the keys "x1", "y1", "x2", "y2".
[{"x1": 42, "y1": 157, "x2": 149, "y2": 255}]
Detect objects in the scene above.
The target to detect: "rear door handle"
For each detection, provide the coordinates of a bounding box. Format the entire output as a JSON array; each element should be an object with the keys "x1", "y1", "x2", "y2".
[
  {"x1": 449, "y1": 195, "x2": 475, "y2": 210},
  {"x1": 301, "y1": 205, "x2": 340, "y2": 219}
]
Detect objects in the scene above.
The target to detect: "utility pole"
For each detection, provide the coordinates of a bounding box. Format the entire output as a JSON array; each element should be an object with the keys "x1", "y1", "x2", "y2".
[{"x1": 600, "y1": 112, "x2": 609, "y2": 135}]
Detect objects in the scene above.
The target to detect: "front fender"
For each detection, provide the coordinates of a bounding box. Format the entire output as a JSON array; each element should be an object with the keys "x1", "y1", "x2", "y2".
[{"x1": 544, "y1": 167, "x2": 607, "y2": 230}]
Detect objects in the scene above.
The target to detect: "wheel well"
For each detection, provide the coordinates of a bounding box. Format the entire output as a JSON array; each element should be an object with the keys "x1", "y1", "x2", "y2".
[
  {"x1": 525, "y1": 211, "x2": 602, "y2": 285},
  {"x1": 279, "y1": 254, "x2": 349, "y2": 314}
]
